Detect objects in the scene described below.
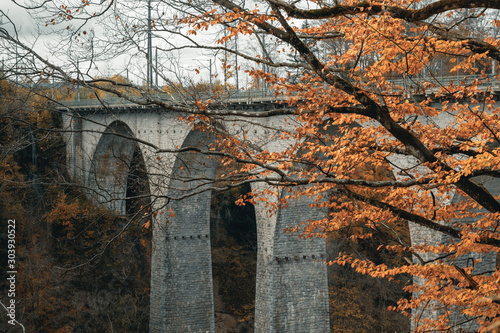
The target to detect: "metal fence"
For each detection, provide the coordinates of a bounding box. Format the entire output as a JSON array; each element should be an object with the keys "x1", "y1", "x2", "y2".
[{"x1": 56, "y1": 74, "x2": 500, "y2": 108}]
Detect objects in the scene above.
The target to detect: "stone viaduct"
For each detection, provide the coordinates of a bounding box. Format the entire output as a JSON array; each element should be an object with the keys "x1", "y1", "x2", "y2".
[{"x1": 60, "y1": 96, "x2": 498, "y2": 332}]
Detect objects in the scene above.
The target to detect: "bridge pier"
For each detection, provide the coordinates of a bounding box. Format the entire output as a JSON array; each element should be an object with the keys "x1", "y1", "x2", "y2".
[
  {"x1": 150, "y1": 129, "x2": 218, "y2": 332},
  {"x1": 253, "y1": 184, "x2": 330, "y2": 332},
  {"x1": 147, "y1": 128, "x2": 331, "y2": 332}
]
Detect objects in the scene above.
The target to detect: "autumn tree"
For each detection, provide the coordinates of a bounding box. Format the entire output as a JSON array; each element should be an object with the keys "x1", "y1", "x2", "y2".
[{"x1": 4, "y1": 0, "x2": 500, "y2": 331}]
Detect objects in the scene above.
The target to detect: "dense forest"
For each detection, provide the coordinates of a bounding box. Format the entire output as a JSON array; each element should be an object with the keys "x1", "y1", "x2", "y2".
[{"x1": 0, "y1": 79, "x2": 152, "y2": 332}]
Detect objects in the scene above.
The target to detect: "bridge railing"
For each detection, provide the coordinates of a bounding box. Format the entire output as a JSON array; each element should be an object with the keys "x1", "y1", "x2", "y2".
[
  {"x1": 58, "y1": 87, "x2": 286, "y2": 108},
  {"x1": 389, "y1": 74, "x2": 498, "y2": 90},
  {"x1": 57, "y1": 74, "x2": 499, "y2": 108}
]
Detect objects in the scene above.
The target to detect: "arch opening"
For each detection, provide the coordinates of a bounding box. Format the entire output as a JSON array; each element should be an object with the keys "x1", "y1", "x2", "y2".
[
  {"x1": 125, "y1": 143, "x2": 152, "y2": 219},
  {"x1": 89, "y1": 121, "x2": 139, "y2": 212},
  {"x1": 149, "y1": 126, "x2": 259, "y2": 332},
  {"x1": 300, "y1": 121, "x2": 411, "y2": 332},
  {"x1": 210, "y1": 181, "x2": 257, "y2": 332},
  {"x1": 86, "y1": 120, "x2": 152, "y2": 331},
  {"x1": 325, "y1": 162, "x2": 411, "y2": 332}
]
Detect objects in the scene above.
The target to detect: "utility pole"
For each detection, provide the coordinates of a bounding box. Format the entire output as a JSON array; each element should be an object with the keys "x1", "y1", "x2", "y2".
[
  {"x1": 147, "y1": 0, "x2": 153, "y2": 88},
  {"x1": 76, "y1": 58, "x2": 80, "y2": 101},
  {"x1": 209, "y1": 58, "x2": 213, "y2": 93},
  {"x1": 155, "y1": 47, "x2": 159, "y2": 96},
  {"x1": 235, "y1": 35, "x2": 239, "y2": 91},
  {"x1": 155, "y1": 46, "x2": 158, "y2": 89},
  {"x1": 126, "y1": 68, "x2": 129, "y2": 95}
]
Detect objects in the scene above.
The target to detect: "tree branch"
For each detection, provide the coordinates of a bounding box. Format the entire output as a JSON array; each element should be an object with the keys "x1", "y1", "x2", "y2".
[
  {"x1": 271, "y1": 0, "x2": 500, "y2": 22},
  {"x1": 338, "y1": 187, "x2": 500, "y2": 247}
]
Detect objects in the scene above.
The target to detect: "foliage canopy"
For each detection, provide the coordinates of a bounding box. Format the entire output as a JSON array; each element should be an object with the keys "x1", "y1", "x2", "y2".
[{"x1": 3, "y1": 0, "x2": 500, "y2": 331}]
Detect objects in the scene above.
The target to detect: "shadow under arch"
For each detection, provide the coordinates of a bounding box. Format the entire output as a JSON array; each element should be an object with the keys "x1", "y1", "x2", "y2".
[
  {"x1": 86, "y1": 121, "x2": 153, "y2": 330},
  {"x1": 88, "y1": 120, "x2": 151, "y2": 215},
  {"x1": 210, "y1": 181, "x2": 257, "y2": 332}
]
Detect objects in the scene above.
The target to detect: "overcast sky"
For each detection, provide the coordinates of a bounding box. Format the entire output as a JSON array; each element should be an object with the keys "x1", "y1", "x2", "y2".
[
  {"x1": 1, "y1": 0, "x2": 283, "y2": 91},
  {"x1": 1, "y1": 0, "x2": 229, "y2": 86},
  {"x1": 2, "y1": 1, "x2": 37, "y2": 37}
]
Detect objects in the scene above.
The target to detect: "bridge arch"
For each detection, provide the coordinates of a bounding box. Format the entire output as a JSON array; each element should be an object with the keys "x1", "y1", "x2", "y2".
[
  {"x1": 88, "y1": 120, "x2": 151, "y2": 215},
  {"x1": 149, "y1": 124, "x2": 331, "y2": 332}
]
